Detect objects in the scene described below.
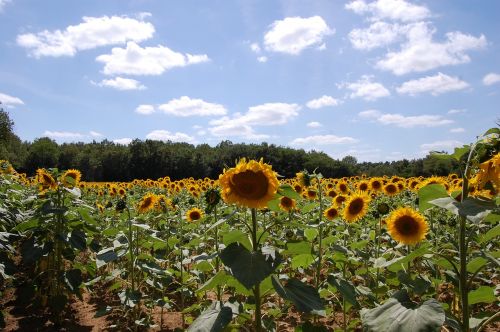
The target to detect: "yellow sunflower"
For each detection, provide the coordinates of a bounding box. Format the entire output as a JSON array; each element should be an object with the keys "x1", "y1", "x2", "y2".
[
  {"x1": 218, "y1": 158, "x2": 279, "y2": 209},
  {"x1": 306, "y1": 188, "x2": 317, "y2": 200},
  {"x1": 137, "y1": 193, "x2": 158, "y2": 213},
  {"x1": 186, "y1": 207, "x2": 203, "y2": 222},
  {"x1": 476, "y1": 152, "x2": 500, "y2": 189},
  {"x1": 342, "y1": 193, "x2": 371, "y2": 223},
  {"x1": 36, "y1": 168, "x2": 57, "y2": 190},
  {"x1": 61, "y1": 169, "x2": 82, "y2": 187},
  {"x1": 369, "y1": 178, "x2": 383, "y2": 192},
  {"x1": 357, "y1": 180, "x2": 369, "y2": 192},
  {"x1": 324, "y1": 206, "x2": 339, "y2": 221},
  {"x1": 386, "y1": 207, "x2": 428, "y2": 245},
  {"x1": 333, "y1": 194, "x2": 347, "y2": 207},
  {"x1": 383, "y1": 183, "x2": 399, "y2": 196},
  {"x1": 0, "y1": 160, "x2": 14, "y2": 175},
  {"x1": 337, "y1": 181, "x2": 350, "y2": 194},
  {"x1": 279, "y1": 196, "x2": 296, "y2": 212}
]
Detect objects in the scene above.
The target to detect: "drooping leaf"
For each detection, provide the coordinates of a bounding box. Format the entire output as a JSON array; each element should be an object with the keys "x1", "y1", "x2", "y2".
[
  {"x1": 119, "y1": 289, "x2": 142, "y2": 308},
  {"x1": 278, "y1": 184, "x2": 302, "y2": 200},
  {"x1": 361, "y1": 290, "x2": 445, "y2": 332},
  {"x1": 327, "y1": 274, "x2": 360, "y2": 309},
  {"x1": 187, "y1": 302, "x2": 233, "y2": 332},
  {"x1": 272, "y1": 276, "x2": 325, "y2": 316},
  {"x1": 69, "y1": 229, "x2": 87, "y2": 251},
  {"x1": 429, "y1": 197, "x2": 494, "y2": 223},
  {"x1": 64, "y1": 268, "x2": 83, "y2": 294},
  {"x1": 418, "y1": 184, "x2": 448, "y2": 212},
  {"x1": 219, "y1": 243, "x2": 281, "y2": 290}
]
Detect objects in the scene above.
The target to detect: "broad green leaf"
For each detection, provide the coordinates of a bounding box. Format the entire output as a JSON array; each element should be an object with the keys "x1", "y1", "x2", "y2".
[
  {"x1": 361, "y1": 290, "x2": 445, "y2": 332},
  {"x1": 222, "y1": 230, "x2": 252, "y2": 251},
  {"x1": 267, "y1": 198, "x2": 281, "y2": 212},
  {"x1": 467, "y1": 257, "x2": 488, "y2": 273},
  {"x1": 304, "y1": 228, "x2": 319, "y2": 242},
  {"x1": 118, "y1": 289, "x2": 142, "y2": 308},
  {"x1": 197, "y1": 270, "x2": 229, "y2": 293},
  {"x1": 187, "y1": 303, "x2": 233, "y2": 332},
  {"x1": 219, "y1": 243, "x2": 281, "y2": 290},
  {"x1": 327, "y1": 275, "x2": 360, "y2": 309},
  {"x1": 278, "y1": 184, "x2": 302, "y2": 200},
  {"x1": 13, "y1": 219, "x2": 39, "y2": 232},
  {"x1": 272, "y1": 276, "x2": 325, "y2": 316},
  {"x1": 285, "y1": 241, "x2": 312, "y2": 255},
  {"x1": 430, "y1": 197, "x2": 494, "y2": 223},
  {"x1": 468, "y1": 286, "x2": 496, "y2": 305},
  {"x1": 418, "y1": 184, "x2": 448, "y2": 212},
  {"x1": 301, "y1": 202, "x2": 317, "y2": 213},
  {"x1": 69, "y1": 229, "x2": 87, "y2": 251},
  {"x1": 452, "y1": 146, "x2": 470, "y2": 161},
  {"x1": 64, "y1": 269, "x2": 82, "y2": 294},
  {"x1": 291, "y1": 254, "x2": 315, "y2": 269},
  {"x1": 96, "y1": 247, "x2": 119, "y2": 268},
  {"x1": 376, "y1": 244, "x2": 431, "y2": 272},
  {"x1": 478, "y1": 223, "x2": 500, "y2": 244},
  {"x1": 483, "y1": 127, "x2": 500, "y2": 136}
]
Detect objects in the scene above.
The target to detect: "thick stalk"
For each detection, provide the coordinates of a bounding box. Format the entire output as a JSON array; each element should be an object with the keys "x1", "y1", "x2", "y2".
[
  {"x1": 251, "y1": 208, "x2": 262, "y2": 332},
  {"x1": 179, "y1": 210, "x2": 185, "y2": 328},
  {"x1": 315, "y1": 179, "x2": 324, "y2": 289},
  {"x1": 127, "y1": 208, "x2": 135, "y2": 294},
  {"x1": 214, "y1": 205, "x2": 222, "y2": 303}
]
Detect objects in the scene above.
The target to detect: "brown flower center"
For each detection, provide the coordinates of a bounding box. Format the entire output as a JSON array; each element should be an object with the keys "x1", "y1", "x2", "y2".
[
  {"x1": 348, "y1": 197, "x2": 364, "y2": 215},
  {"x1": 231, "y1": 170, "x2": 269, "y2": 200},
  {"x1": 395, "y1": 216, "x2": 419, "y2": 236}
]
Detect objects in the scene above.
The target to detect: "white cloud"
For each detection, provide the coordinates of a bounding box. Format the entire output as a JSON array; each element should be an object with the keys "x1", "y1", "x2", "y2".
[
  {"x1": 376, "y1": 22, "x2": 486, "y2": 75},
  {"x1": 209, "y1": 102, "x2": 300, "y2": 139},
  {"x1": 483, "y1": 72, "x2": 500, "y2": 86},
  {"x1": 135, "y1": 104, "x2": 155, "y2": 115},
  {"x1": 94, "y1": 77, "x2": 146, "y2": 90},
  {"x1": 306, "y1": 95, "x2": 341, "y2": 109},
  {"x1": 44, "y1": 130, "x2": 104, "y2": 141},
  {"x1": 264, "y1": 16, "x2": 334, "y2": 55},
  {"x1": 359, "y1": 110, "x2": 453, "y2": 127},
  {"x1": 114, "y1": 138, "x2": 132, "y2": 145},
  {"x1": 146, "y1": 130, "x2": 195, "y2": 143},
  {"x1": 448, "y1": 108, "x2": 467, "y2": 115},
  {"x1": 397, "y1": 72, "x2": 469, "y2": 96},
  {"x1": 0, "y1": 92, "x2": 24, "y2": 108},
  {"x1": 290, "y1": 134, "x2": 358, "y2": 146},
  {"x1": 250, "y1": 43, "x2": 261, "y2": 53},
  {"x1": 158, "y1": 96, "x2": 227, "y2": 117},
  {"x1": 348, "y1": 21, "x2": 407, "y2": 50},
  {"x1": 96, "y1": 41, "x2": 209, "y2": 76},
  {"x1": 307, "y1": 121, "x2": 323, "y2": 128},
  {"x1": 345, "y1": 0, "x2": 431, "y2": 22},
  {"x1": 0, "y1": 0, "x2": 11, "y2": 12},
  {"x1": 257, "y1": 56, "x2": 268, "y2": 63},
  {"x1": 340, "y1": 75, "x2": 390, "y2": 101},
  {"x1": 450, "y1": 127, "x2": 465, "y2": 133},
  {"x1": 420, "y1": 140, "x2": 463, "y2": 153},
  {"x1": 90, "y1": 131, "x2": 103, "y2": 137},
  {"x1": 17, "y1": 15, "x2": 154, "y2": 58}
]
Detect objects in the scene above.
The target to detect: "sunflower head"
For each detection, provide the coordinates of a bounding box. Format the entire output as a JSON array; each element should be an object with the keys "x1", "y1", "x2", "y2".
[
  {"x1": 218, "y1": 158, "x2": 279, "y2": 209},
  {"x1": 306, "y1": 189, "x2": 317, "y2": 200},
  {"x1": 342, "y1": 193, "x2": 371, "y2": 223},
  {"x1": 279, "y1": 196, "x2": 296, "y2": 212},
  {"x1": 369, "y1": 178, "x2": 383, "y2": 191},
  {"x1": 0, "y1": 160, "x2": 14, "y2": 175},
  {"x1": 138, "y1": 193, "x2": 158, "y2": 213},
  {"x1": 296, "y1": 171, "x2": 311, "y2": 187},
  {"x1": 61, "y1": 169, "x2": 82, "y2": 188},
  {"x1": 186, "y1": 207, "x2": 203, "y2": 222},
  {"x1": 36, "y1": 168, "x2": 57, "y2": 190},
  {"x1": 383, "y1": 183, "x2": 399, "y2": 196},
  {"x1": 324, "y1": 206, "x2": 339, "y2": 221},
  {"x1": 386, "y1": 207, "x2": 428, "y2": 245}
]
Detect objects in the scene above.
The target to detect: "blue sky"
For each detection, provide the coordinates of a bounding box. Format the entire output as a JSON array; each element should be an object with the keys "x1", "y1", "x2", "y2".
[{"x1": 1, "y1": 0, "x2": 499, "y2": 162}]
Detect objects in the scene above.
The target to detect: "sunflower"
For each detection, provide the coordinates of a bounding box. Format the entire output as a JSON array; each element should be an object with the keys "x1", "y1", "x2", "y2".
[
  {"x1": 186, "y1": 207, "x2": 203, "y2": 222},
  {"x1": 383, "y1": 183, "x2": 399, "y2": 196},
  {"x1": 357, "y1": 180, "x2": 369, "y2": 192},
  {"x1": 293, "y1": 183, "x2": 303, "y2": 194},
  {"x1": 0, "y1": 160, "x2": 14, "y2": 175},
  {"x1": 324, "y1": 206, "x2": 339, "y2": 220},
  {"x1": 306, "y1": 188, "x2": 317, "y2": 200},
  {"x1": 337, "y1": 181, "x2": 349, "y2": 194},
  {"x1": 369, "y1": 178, "x2": 383, "y2": 192},
  {"x1": 219, "y1": 158, "x2": 279, "y2": 209},
  {"x1": 279, "y1": 196, "x2": 296, "y2": 212},
  {"x1": 475, "y1": 152, "x2": 500, "y2": 189},
  {"x1": 36, "y1": 168, "x2": 57, "y2": 190},
  {"x1": 327, "y1": 189, "x2": 338, "y2": 198},
  {"x1": 118, "y1": 187, "x2": 126, "y2": 196},
  {"x1": 333, "y1": 194, "x2": 346, "y2": 207},
  {"x1": 61, "y1": 169, "x2": 82, "y2": 187},
  {"x1": 386, "y1": 207, "x2": 428, "y2": 245},
  {"x1": 342, "y1": 193, "x2": 371, "y2": 223},
  {"x1": 137, "y1": 193, "x2": 158, "y2": 213}
]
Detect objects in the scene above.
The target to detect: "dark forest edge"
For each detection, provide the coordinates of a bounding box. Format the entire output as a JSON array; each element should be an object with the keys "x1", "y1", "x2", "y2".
[{"x1": 1, "y1": 109, "x2": 460, "y2": 181}]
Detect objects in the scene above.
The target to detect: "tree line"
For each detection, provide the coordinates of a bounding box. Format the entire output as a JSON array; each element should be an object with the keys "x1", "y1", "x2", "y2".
[{"x1": 0, "y1": 109, "x2": 460, "y2": 181}]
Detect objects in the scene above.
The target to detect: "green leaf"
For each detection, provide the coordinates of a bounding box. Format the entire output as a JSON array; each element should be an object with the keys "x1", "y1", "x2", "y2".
[
  {"x1": 96, "y1": 247, "x2": 119, "y2": 268},
  {"x1": 430, "y1": 197, "x2": 494, "y2": 223},
  {"x1": 285, "y1": 241, "x2": 312, "y2": 255},
  {"x1": 291, "y1": 254, "x2": 315, "y2": 269},
  {"x1": 222, "y1": 230, "x2": 252, "y2": 251},
  {"x1": 278, "y1": 184, "x2": 302, "y2": 200},
  {"x1": 479, "y1": 223, "x2": 500, "y2": 244},
  {"x1": 119, "y1": 289, "x2": 142, "y2": 308},
  {"x1": 64, "y1": 269, "x2": 82, "y2": 294},
  {"x1": 483, "y1": 127, "x2": 500, "y2": 136},
  {"x1": 69, "y1": 229, "x2": 87, "y2": 251},
  {"x1": 376, "y1": 244, "x2": 431, "y2": 272},
  {"x1": 187, "y1": 302, "x2": 233, "y2": 332},
  {"x1": 327, "y1": 275, "x2": 360, "y2": 309},
  {"x1": 468, "y1": 286, "x2": 496, "y2": 305},
  {"x1": 418, "y1": 184, "x2": 448, "y2": 212},
  {"x1": 361, "y1": 290, "x2": 445, "y2": 332},
  {"x1": 301, "y1": 202, "x2": 317, "y2": 214},
  {"x1": 267, "y1": 198, "x2": 281, "y2": 212},
  {"x1": 13, "y1": 219, "x2": 39, "y2": 232},
  {"x1": 304, "y1": 228, "x2": 319, "y2": 242},
  {"x1": 467, "y1": 257, "x2": 488, "y2": 273},
  {"x1": 272, "y1": 276, "x2": 325, "y2": 316},
  {"x1": 452, "y1": 146, "x2": 470, "y2": 161},
  {"x1": 219, "y1": 243, "x2": 281, "y2": 290},
  {"x1": 79, "y1": 208, "x2": 97, "y2": 225},
  {"x1": 294, "y1": 321, "x2": 329, "y2": 332},
  {"x1": 197, "y1": 270, "x2": 229, "y2": 293}
]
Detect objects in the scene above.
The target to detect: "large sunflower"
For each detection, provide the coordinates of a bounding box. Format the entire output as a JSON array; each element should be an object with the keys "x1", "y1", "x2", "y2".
[
  {"x1": 386, "y1": 207, "x2": 428, "y2": 245},
  {"x1": 61, "y1": 169, "x2": 82, "y2": 187},
  {"x1": 137, "y1": 193, "x2": 158, "y2": 213},
  {"x1": 279, "y1": 196, "x2": 296, "y2": 212},
  {"x1": 186, "y1": 207, "x2": 203, "y2": 222},
  {"x1": 219, "y1": 158, "x2": 279, "y2": 209},
  {"x1": 383, "y1": 183, "x2": 399, "y2": 196},
  {"x1": 342, "y1": 193, "x2": 371, "y2": 223},
  {"x1": 36, "y1": 168, "x2": 57, "y2": 190}
]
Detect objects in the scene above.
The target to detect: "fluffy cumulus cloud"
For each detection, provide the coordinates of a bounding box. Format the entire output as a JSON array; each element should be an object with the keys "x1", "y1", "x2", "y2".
[
  {"x1": 113, "y1": 138, "x2": 132, "y2": 145},
  {"x1": 264, "y1": 16, "x2": 333, "y2": 55},
  {"x1": 306, "y1": 95, "x2": 341, "y2": 109},
  {"x1": 345, "y1": 0, "x2": 431, "y2": 22},
  {"x1": 340, "y1": 75, "x2": 390, "y2": 101},
  {"x1": 145, "y1": 130, "x2": 195, "y2": 143},
  {"x1": 396, "y1": 72, "x2": 469, "y2": 96},
  {"x1": 348, "y1": 21, "x2": 408, "y2": 50},
  {"x1": 209, "y1": 102, "x2": 300, "y2": 139},
  {"x1": 359, "y1": 110, "x2": 453, "y2": 127},
  {"x1": 135, "y1": 104, "x2": 155, "y2": 115},
  {"x1": 290, "y1": 134, "x2": 358, "y2": 146},
  {"x1": 94, "y1": 77, "x2": 146, "y2": 90},
  {"x1": 158, "y1": 96, "x2": 227, "y2": 117},
  {"x1": 420, "y1": 140, "x2": 463, "y2": 153},
  {"x1": 376, "y1": 22, "x2": 486, "y2": 75},
  {"x1": 17, "y1": 15, "x2": 154, "y2": 57},
  {"x1": 0, "y1": 92, "x2": 24, "y2": 108},
  {"x1": 96, "y1": 42, "x2": 209, "y2": 76},
  {"x1": 483, "y1": 73, "x2": 500, "y2": 86},
  {"x1": 307, "y1": 121, "x2": 322, "y2": 128}
]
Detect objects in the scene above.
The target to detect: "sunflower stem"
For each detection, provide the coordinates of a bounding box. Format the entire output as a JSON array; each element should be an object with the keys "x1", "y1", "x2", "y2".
[
  {"x1": 251, "y1": 208, "x2": 262, "y2": 332},
  {"x1": 214, "y1": 205, "x2": 222, "y2": 303}
]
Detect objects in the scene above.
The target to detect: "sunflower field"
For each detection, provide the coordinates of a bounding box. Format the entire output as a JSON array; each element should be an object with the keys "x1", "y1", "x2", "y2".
[{"x1": 0, "y1": 128, "x2": 499, "y2": 332}]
